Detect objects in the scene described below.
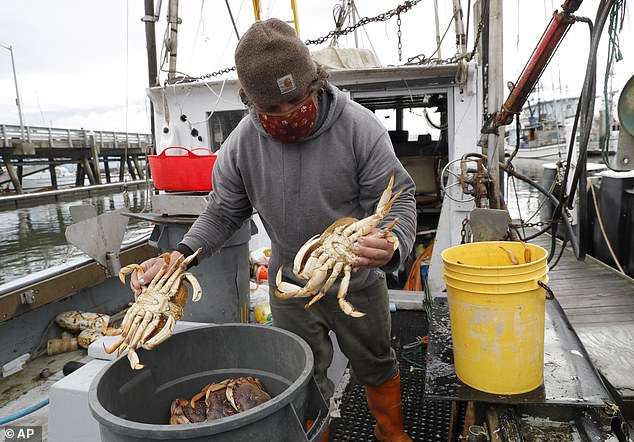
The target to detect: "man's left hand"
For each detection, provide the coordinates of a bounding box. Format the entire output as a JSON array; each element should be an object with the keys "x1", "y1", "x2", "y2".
[{"x1": 351, "y1": 230, "x2": 396, "y2": 269}]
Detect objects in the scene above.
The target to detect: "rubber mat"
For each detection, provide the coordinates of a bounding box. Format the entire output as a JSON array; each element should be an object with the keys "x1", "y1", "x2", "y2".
[{"x1": 330, "y1": 310, "x2": 459, "y2": 441}]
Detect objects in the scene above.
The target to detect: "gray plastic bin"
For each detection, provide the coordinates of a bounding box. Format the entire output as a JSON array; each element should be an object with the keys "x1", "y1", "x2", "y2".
[{"x1": 88, "y1": 324, "x2": 328, "y2": 441}]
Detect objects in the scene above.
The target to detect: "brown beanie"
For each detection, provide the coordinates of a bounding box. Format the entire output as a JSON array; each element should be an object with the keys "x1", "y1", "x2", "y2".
[{"x1": 235, "y1": 18, "x2": 317, "y2": 109}]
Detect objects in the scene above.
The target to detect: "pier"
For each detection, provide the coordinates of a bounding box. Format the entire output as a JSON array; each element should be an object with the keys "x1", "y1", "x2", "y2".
[{"x1": 0, "y1": 124, "x2": 152, "y2": 194}]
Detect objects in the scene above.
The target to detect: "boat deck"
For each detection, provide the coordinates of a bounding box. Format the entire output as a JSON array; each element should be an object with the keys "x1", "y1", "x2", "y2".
[{"x1": 531, "y1": 233, "x2": 634, "y2": 409}]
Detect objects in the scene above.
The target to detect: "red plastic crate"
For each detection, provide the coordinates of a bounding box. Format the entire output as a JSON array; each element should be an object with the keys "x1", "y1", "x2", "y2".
[{"x1": 149, "y1": 147, "x2": 217, "y2": 192}]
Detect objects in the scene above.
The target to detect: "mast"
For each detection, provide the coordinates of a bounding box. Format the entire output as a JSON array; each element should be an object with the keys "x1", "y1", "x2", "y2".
[
  {"x1": 167, "y1": 0, "x2": 179, "y2": 81},
  {"x1": 434, "y1": 0, "x2": 442, "y2": 59},
  {"x1": 1, "y1": 45, "x2": 25, "y2": 140},
  {"x1": 142, "y1": 0, "x2": 159, "y2": 147},
  {"x1": 486, "y1": 0, "x2": 504, "y2": 208}
]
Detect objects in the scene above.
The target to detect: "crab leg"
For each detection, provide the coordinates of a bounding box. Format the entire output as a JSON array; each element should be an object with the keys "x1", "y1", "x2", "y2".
[
  {"x1": 275, "y1": 258, "x2": 333, "y2": 299},
  {"x1": 103, "y1": 335, "x2": 126, "y2": 354},
  {"x1": 120, "y1": 304, "x2": 141, "y2": 336},
  {"x1": 142, "y1": 315, "x2": 175, "y2": 349},
  {"x1": 305, "y1": 262, "x2": 343, "y2": 309},
  {"x1": 119, "y1": 264, "x2": 144, "y2": 284},
  {"x1": 128, "y1": 311, "x2": 153, "y2": 350},
  {"x1": 140, "y1": 314, "x2": 161, "y2": 344},
  {"x1": 146, "y1": 254, "x2": 172, "y2": 291},
  {"x1": 182, "y1": 273, "x2": 203, "y2": 302},
  {"x1": 293, "y1": 234, "x2": 320, "y2": 276},
  {"x1": 127, "y1": 347, "x2": 144, "y2": 370},
  {"x1": 337, "y1": 265, "x2": 365, "y2": 318},
  {"x1": 298, "y1": 247, "x2": 326, "y2": 279},
  {"x1": 155, "y1": 255, "x2": 185, "y2": 292}
]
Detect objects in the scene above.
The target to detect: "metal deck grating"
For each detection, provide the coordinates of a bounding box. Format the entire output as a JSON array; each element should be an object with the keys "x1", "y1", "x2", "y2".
[{"x1": 330, "y1": 310, "x2": 461, "y2": 441}]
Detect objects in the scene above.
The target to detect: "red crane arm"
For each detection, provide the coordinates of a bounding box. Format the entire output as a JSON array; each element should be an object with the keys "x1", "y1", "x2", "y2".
[{"x1": 494, "y1": 0, "x2": 583, "y2": 127}]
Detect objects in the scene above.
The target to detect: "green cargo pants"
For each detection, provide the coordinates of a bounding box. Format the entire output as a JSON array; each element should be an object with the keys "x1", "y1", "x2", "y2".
[{"x1": 270, "y1": 274, "x2": 398, "y2": 399}]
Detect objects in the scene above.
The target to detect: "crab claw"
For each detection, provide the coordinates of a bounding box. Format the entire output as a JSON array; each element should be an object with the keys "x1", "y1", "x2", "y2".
[
  {"x1": 127, "y1": 347, "x2": 144, "y2": 370},
  {"x1": 183, "y1": 273, "x2": 203, "y2": 302},
  {"x1": 119, "y1": 264, "x2": 144, "y2": 284}
]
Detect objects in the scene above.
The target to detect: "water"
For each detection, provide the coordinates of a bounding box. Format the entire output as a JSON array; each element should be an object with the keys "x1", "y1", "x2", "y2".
[
  {"x1": 504, "y1": 158, "x2": 546, "y2": 223},
  {"x1": 0, "y1": 189, "x2": 154, "y2": 286}
]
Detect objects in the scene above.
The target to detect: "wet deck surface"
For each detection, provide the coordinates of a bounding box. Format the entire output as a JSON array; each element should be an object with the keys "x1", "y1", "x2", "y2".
[{"x1": 531, "y1": 234, "x2": 634, "y2": 403}]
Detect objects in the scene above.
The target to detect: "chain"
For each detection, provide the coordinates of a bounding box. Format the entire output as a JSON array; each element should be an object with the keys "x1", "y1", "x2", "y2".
[
  {"x1": 304, "y1": 0, "x2": 422, "y2": 45},
  {"x1": 198, "y1": 65, "x2": 237, "y2": 80},
  {"x1": 510, "y1": 221, "x2": 550, "y2": 229},
  {"x1": 397, "y1": 13, "x2": 403, "y2": 62},
  {"x1": 469, "y1": 13, "x2": 485, "y2": 60},
  {"x1": 184, "y1": 0, "x2": 423, "y2": 83},
  {"x1": 460, "y1": 218, "x2": 469, "y2": 244}
]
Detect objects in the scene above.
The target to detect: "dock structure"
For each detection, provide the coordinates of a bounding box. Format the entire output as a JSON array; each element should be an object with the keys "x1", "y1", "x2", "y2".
[{"x1": 0, "y1": 124, "x2": 152, "y2": 194}]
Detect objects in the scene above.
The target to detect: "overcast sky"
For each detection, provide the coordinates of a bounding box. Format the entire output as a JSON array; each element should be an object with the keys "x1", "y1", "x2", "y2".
[{"x1": 0, "y1": 1, "x2": 632, "y2": 134}]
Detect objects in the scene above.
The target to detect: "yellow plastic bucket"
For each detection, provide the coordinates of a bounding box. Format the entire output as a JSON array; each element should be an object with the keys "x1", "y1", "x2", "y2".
[{"x1": 441, "y1": 241, "x2": 549, "y2": 395}]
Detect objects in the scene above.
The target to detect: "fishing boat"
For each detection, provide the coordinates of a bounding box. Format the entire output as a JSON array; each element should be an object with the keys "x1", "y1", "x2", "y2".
[{"x1": 1, "y1": 1, "x2": 634, "y2": 441}]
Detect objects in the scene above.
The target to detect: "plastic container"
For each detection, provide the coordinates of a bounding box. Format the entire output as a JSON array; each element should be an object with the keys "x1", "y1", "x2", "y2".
[
  {"x1": 89, "y1": 324, "x2": 328, "y2": 441},
  {"x1": 149, "y1": 147, "x2": 217, "y2": 192},
  {"x1": 441, "y1": 241, "x2": 550, "y2": 395}
]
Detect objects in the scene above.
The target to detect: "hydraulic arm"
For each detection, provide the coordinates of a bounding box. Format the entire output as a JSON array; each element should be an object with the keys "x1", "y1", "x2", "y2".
[{"x1": 493, "y1": 0, "x2": 583, "y2": 127}]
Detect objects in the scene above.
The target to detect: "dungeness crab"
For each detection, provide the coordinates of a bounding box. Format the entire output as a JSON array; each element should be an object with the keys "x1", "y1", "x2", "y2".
[
  {"x1": 275, "y1": 173, "x2": 401, "y2": 317},
  {"x1": 104, "y1": 249, "x2": 202, "y2": 369},
  {"x1": 170, "y1": 377, "x2": 272, "y2": 424}
]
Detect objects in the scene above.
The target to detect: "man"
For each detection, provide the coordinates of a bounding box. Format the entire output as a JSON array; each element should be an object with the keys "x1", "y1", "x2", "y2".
[{"x1": 133, "y1": 18, "x2": 416, "y2": 442}]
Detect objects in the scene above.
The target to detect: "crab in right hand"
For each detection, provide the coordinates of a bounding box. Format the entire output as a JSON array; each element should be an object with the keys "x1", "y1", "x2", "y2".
[{"x1": 275, "y1": 173, "x2": 400, "y2": 318}]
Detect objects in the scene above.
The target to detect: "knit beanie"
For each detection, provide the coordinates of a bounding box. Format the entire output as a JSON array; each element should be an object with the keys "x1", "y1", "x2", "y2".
[{"x1": 235, "y1": 18, "x2": 318, "y2": 109}]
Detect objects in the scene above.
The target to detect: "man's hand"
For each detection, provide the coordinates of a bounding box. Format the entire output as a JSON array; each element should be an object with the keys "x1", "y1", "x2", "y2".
[
  {"x1": 130, "y1": 250, "x2": 184, "y2": 297},
  {"x1": 351, "y1": 230, "x2": 397, "y2": 270}
]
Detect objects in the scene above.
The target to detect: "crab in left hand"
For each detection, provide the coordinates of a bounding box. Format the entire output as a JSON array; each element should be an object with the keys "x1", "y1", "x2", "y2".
[
  {"x1": 104, "y1": 249, "x2": 202, "y2": 370},
  {"x1": 275, "y1": 173, "x2": 401, "y2": 318}
]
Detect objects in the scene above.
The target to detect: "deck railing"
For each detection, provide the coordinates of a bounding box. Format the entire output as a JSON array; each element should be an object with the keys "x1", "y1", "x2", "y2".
[{"x1": 0, "y1": 124, "x2": 152, "y2": 149}]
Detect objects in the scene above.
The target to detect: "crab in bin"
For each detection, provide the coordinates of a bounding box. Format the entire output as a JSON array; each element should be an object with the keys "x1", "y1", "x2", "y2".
[
  {"x1": 275, "y1": 173, "x2": 401, "y2": 318},
  {"x1": 104, "y1": 249, "x2": 202, "y2": 369},
  {"x1": 170, "y1": 377, "x2": 272, "y2": 424}
]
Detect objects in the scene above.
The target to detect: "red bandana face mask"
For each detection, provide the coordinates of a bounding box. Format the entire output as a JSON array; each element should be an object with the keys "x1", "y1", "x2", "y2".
[{"x1": 257, "y1": 94, "x2": 318, "y2": 143}]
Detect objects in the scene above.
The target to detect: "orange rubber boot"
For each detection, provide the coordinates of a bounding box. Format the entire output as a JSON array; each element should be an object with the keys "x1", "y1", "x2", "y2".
[
  {"x1": 307, "y1": 419, "x2": 330, "y2": 442},
  {"x1": 364, "y1": 373, "x2": 412, "y2": 442}
]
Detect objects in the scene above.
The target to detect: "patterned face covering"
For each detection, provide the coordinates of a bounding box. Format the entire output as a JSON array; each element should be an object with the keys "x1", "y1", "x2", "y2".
[{"x1": 257, "y1": 94, "x2": 318, "y2": 143}]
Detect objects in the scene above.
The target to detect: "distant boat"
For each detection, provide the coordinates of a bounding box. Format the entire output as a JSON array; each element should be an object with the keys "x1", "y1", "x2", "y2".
[
  {"x1": 504, "y1": 95, "x2": 619, "y2": 160},
  {"x1": 505, "y1": 117, "x2": 569, "y2": 160}
]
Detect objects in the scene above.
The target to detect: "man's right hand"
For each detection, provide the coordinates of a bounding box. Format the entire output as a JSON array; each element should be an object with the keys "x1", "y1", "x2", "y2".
[{"x1": 130, "y1": 250, "x2": 184, "y2": 297}]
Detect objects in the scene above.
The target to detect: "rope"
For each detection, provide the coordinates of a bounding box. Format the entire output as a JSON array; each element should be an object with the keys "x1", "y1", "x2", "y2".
[{"x1": 588, "y1": 178, "x2": 625, "y2": 273}]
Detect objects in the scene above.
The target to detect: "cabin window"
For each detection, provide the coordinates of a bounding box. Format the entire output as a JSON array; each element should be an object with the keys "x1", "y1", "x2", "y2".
[{"x1": 207, "y1": 110, "x2": 247, "y2": 152}]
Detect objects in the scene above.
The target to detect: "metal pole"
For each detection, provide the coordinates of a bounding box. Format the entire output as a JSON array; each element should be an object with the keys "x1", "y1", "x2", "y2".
[
  {"x1": 452, "y1": 0, "x2": 467, "y2": 56},
  {"x1": 167, "y1": 0, "x2": 179, "y2": 81},
  {"x1": 351, "y1": 0, "x2": 359, "y2": 48},
  {"x1": 434, "y1": 0, "x2": 443, "y2": 59},
  {"x1": 487, "y1": 0, "x2": 504, "y2": 207},
  {"x1": 290, "y1": 0, "x2": 300, "y2": 37},
  {"x1": 1, "y1": 45, "x2": 25, "y2": 139},
  {"x1": 252, "y1": 0, "x2": 261, "y2": 21},
  {"x1": 142, "y1": 0, "x2": 158, "y2": 151}
]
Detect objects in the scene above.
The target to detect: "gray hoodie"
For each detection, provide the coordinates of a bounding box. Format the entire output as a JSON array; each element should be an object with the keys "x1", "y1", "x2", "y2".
[{"x1": 180, "y1": 84, "x2": 417, "y2": 293}]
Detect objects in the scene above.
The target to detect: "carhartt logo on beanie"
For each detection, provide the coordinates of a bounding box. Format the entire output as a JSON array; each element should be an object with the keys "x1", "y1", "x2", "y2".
[{"x1": 235, "y1": 18, "x2": 317, "y2": 109}]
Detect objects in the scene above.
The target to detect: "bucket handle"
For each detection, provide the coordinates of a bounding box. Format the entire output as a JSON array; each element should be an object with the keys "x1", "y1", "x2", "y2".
[
  {"x1": 158, "y1": 146, "x2": 214, "y2": 157},
  {"x1": 288, "y1": 376, "x2": 329, "y2": 441},
  {"x1": 538, "y1": 280, "x2": 554, "y2": 300}
]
